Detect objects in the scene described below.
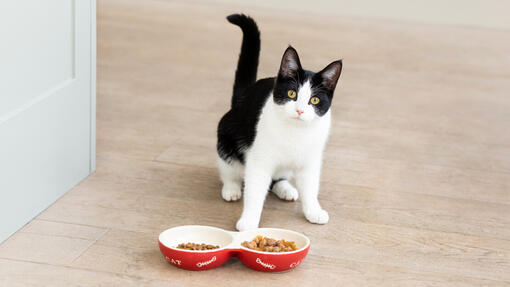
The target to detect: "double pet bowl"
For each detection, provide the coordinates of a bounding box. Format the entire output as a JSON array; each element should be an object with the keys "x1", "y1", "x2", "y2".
[{"x1": 159, "y1": 225, "x2": 310, "y2": 272}]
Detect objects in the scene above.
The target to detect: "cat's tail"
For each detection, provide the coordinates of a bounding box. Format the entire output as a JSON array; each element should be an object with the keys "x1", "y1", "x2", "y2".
[{"x1": 226, "y1": 14, "x2": 260, "y2": 108}]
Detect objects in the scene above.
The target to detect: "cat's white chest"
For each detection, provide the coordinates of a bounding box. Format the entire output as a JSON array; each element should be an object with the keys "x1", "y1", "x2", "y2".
[{"x1": 248, "y1": 99, "x2": 331, "y2": 168}]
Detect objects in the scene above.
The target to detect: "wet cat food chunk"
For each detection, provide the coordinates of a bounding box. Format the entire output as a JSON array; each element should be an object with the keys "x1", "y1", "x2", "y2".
[
  {"x1": 241, "y1": 236, "x2": 297, "y2": 252},
  {"x1": 176, "y1": 243, "x2": 220, "y2": 250}
]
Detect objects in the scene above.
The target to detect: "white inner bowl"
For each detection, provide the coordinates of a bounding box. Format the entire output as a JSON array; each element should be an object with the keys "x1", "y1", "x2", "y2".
[
  {"x1": 159, "y1": 225, "x2": 234, "y2": 252},
  {"x1": 159, "y1": 225, "x2": 310, "y2": 254},
  {"x1": 236, "y1": 228, "x2": 310, "y2": 254}
]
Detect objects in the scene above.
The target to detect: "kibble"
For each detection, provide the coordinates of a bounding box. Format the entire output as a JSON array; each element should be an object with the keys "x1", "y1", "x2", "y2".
[
  {"x1": 241, "y1": 236, "x2": 297, "y2": 252},
  {"x1": 176, "y1": 242, "x2": 220, "y2": 250}
]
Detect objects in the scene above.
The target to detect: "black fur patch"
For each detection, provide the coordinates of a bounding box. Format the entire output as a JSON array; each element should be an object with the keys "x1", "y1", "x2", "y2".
[{"x1": 217, "y1": 78, "x2": 274, "y2": 163}]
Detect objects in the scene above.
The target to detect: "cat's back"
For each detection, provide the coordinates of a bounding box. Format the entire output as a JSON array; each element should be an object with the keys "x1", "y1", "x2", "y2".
[
  {"x1": 217, "y1": 77, "x2": 275, "y2": 163},
  {"x1": 232, "y1": 77, "x2": 275, "y2": 112}
]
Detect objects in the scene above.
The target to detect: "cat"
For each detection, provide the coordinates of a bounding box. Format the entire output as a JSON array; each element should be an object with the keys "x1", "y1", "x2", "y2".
[{"x1": 217, "y1": 14, "x2": 342, "y2": 231}]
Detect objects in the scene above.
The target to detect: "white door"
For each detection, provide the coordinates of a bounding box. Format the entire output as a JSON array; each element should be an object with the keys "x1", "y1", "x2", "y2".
[{"x1": 0, "y1": 0, "x2": 96, "y2": 242}]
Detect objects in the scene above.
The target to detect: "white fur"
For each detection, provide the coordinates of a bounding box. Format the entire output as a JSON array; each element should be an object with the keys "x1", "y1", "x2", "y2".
[
  {"x1": 217, "y1": 81, "x2": 331, "y2": 231},
  {"x1": 272, "y1": 180, "x2": 299, "y2": 201},
  {"x1": 217, "y1": 156, "x2": 244, "y2": 201}
]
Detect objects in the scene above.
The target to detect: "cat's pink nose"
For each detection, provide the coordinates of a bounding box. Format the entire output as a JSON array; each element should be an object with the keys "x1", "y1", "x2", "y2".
[{"x1": 296, "y1": 110, "x2": 304, "y2": 115}]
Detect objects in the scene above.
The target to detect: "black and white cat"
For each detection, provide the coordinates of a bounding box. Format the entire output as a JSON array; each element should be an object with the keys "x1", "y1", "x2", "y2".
[{"x1": 217, "y1": 14, "x2": 342, "y2": 231}]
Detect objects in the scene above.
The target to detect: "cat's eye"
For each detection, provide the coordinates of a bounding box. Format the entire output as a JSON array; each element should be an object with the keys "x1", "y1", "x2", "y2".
[
  {"x1": 287, "y1": 90, "x2": 297, "y2": 99},
  {"x1": 310, "y1": 97, "x2": 320, "y2": 105}
]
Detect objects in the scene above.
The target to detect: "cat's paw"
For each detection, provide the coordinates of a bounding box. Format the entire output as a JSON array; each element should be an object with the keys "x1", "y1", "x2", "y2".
[
  {"x1": 221, "y1": 184, "x2": 242, "y2": 201},
  {"x1": 236, "y1": 217, "x2": 259, "y2": 231},
  {"x1": 304, "y1": 208, "x2": 329, "y2": 224},
  {"x1": 272, "y1": 180, "x2": 298, "y2": 201}
]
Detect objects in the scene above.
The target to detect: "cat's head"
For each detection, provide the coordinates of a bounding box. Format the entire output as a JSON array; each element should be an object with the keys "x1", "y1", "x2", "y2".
[{"x1": 273, "y1": 46, "x2": 342, "y2": 123}]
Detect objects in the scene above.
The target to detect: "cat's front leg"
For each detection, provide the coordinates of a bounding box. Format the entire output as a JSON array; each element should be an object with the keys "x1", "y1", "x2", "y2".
[
  {"x1": 295, "y1": 161, "x2": 329, "y2": 224},
  {"x1": 236, "y1": 160, "x2": 273, "y2": 231}
]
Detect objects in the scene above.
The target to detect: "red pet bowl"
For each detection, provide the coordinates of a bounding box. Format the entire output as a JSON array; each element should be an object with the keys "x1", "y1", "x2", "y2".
[{"x1": 159, "y1": 225, "x2": 310, "y2": 272}]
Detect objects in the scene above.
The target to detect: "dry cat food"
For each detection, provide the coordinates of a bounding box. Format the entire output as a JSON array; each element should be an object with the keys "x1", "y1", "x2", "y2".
[
  {"x1": 241, "y1": 236, "x2": 297, "y2": 252},
  {"x1": 176, "y1": 242, "x2": 220, "y2": 250}
]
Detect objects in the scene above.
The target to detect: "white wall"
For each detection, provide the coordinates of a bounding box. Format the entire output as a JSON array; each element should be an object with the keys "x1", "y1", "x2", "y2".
[{"x1": 212, "y1": 0, "x2": 510, "y2": 30}]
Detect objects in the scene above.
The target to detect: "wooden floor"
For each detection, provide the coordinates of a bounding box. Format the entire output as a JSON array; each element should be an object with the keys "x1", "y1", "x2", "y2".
[{"x1": 1, "y1": 0, "x2": 510, "y2": 286}]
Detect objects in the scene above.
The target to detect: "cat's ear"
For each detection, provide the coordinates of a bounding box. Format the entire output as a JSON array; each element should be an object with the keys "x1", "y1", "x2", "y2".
[
  {"x1": 278, "y1": 46, "x2": 302, "y2": 78},
  {"x1": 317, "y1": 60, "x2": 342, "y2": 90}
]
